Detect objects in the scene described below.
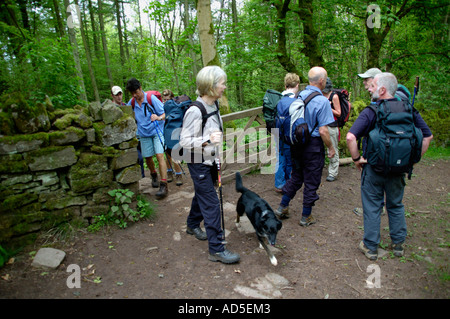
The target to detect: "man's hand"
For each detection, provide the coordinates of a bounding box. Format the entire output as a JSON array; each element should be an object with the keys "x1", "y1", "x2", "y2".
[
  {"x1": 150, "y1": 114, "x2": 161, "y2": 122},
  {"x1": 327, "y1": 146, "x2": 335, "y2": 159}
]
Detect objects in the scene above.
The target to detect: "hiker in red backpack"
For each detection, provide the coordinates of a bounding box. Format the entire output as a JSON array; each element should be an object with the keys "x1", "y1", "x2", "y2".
[
  {"x1": 322, "y1": 78, "x2": 341, "y2": 182},
  {"x1": 126, "y1": 78, "x2": 168, "y2": 198}
]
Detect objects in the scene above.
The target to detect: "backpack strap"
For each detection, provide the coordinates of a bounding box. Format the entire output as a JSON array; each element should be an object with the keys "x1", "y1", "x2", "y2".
[
  {"x1": 303, "y1": 91, "x2": 321, "y2": 133},
  {"x1": 190, "y1": 100, "x2": 222, "y2": 132},
  {"x1": 131, "y1": 91, "x2": 156, "y2": 117}
]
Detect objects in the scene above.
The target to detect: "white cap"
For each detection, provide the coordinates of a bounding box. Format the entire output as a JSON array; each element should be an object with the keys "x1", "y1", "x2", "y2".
[
  {"x1": 357, "y1": 68, "x2": 382, "y2": 79},
  {"x1": 111, "y1": 86, "x2": 123, "y2": 95}
]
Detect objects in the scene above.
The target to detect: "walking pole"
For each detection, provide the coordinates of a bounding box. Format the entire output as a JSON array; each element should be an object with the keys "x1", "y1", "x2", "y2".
[
  {"x1": 215, "y1": 144, "x2": 226, "y2": 245},
  {"x1": 411, "y1": 76, "x2": 420, "y2": 108}
]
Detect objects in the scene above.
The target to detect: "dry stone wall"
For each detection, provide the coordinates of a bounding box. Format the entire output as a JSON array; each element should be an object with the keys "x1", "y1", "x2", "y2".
[{"x1": 0, "y1": 93, "x2": 141, "y2": 248}]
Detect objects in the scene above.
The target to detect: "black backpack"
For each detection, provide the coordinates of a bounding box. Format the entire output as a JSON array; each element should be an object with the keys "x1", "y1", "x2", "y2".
[
  {"x1": 330, "y1": 89, "x2": 352, "y2": 127},
  {"x1": 365, "y1": 99, "x2": 423, "y2": 179}
]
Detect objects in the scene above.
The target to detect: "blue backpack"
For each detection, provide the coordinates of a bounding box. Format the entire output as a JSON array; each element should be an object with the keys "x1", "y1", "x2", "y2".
[
  {"x1": 275, "y1": 91, "x2": 320, "y2": 146},
  {"x1": 366, "y1": 99, "x2": 423, "y2": 179},
  {"x1": 163, "y1": 95, "x2": 220, "y2": 150}
]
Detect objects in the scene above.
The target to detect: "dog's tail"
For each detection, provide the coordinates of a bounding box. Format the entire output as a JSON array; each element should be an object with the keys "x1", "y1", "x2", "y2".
[{"x1": 235, "y1": 171, "x2": 247, "y2": 193}]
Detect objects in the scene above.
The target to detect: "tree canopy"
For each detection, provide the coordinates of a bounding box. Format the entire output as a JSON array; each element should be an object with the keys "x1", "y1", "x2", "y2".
[{"x1": 0, "y1": 0, "x2": 448, "y2": 115}]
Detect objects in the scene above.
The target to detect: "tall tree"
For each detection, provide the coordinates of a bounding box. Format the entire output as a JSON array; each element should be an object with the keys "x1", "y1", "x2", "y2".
[
  {"x1": 74, "y1": 0, "x2": 99, "y2": 101},
  {"x1": 98, "y1": 0, "x2": 113, "y2": 87},
  {"x1": 197, "y1": 0, "x2": 220, "y2": 66},
  {"x1": 63, "y1": 0, "x2": 88, "y2": 103}
]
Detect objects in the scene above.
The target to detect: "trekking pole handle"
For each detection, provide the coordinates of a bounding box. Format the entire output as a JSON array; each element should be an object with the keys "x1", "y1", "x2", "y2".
[{"x1": 414, "y1": 76, "x2": 420, "y2": 94}]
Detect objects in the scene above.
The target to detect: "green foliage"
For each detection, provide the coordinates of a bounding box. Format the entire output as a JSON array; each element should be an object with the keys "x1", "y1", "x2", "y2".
[
  {"x1": 87, "y1": 190, "x2": 155, "y2": 232},
  {"x1": 0, "y1": 245, "x2": 9, "y2": 268}
]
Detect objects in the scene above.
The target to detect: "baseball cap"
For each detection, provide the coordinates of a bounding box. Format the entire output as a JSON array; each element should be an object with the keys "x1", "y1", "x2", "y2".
[
  {"x1": 357, "y1": 68, "x2": 382, "y2": 79},
  {"x1": 111, "y1": 86, "x2": 123, "y2": 95}
]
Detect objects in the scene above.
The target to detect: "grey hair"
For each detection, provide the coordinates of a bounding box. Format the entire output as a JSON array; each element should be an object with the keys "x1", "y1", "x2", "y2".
[
  {"x1": 195, "y1": 66, "x2": 227, "y2": 97},
  {"x1": 375, "y1": 72, "x2": 398, "y2": 96}
]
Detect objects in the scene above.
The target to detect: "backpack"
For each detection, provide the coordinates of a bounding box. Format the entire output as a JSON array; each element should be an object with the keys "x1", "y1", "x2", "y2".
[
  {"x1": 330, "y1": 89, "x2": 352, "y2": 127},
  {"x1": 275, "y1": 91, "x2": 320, "y2": 146},
  {"x1": 262, "y1": 89, "x2": 283, "y2": 133},
  {"x1": 130, "y1": 90, "x2": 163, "y2": 117},
  {"x1": 365, "y1": 99, "x2": 423, "y2": 179},
  {"x1": 163, "y1": 96, "x2": 220, "y2": 151}
]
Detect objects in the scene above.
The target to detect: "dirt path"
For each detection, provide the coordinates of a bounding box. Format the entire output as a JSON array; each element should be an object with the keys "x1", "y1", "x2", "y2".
[{"x1": 0, "y1": 158, "x2": 448, "y2": 300}]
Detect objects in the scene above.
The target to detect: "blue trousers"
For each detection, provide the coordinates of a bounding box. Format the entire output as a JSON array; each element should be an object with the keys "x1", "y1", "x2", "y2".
[
  {"x1": 361, "y1": 164, "x2": 407, "y2": 251},
  {"x1": 187, "y1": 163, "x2": 224, "y2": 254},
  {"x1": 275, "y1": 141, "x2": 292, "y2": 189}
]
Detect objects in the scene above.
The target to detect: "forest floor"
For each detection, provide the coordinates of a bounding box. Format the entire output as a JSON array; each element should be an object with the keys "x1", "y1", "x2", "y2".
[{"x1": 0, "y1": 158, "x2": 448, "y2": 301}]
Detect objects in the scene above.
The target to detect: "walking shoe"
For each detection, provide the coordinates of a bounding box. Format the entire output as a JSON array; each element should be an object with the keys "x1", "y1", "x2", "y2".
[
  {"x1": 208, "y1": 249, "x2": 240, "y2": 264},
  {"x1": 155, "y1": 181, "x2": 168, "y2": 199},
  {"x1": 167, "y1": 170, "x2": 173, "y2": 183},
  {"x1": 151, "y1": 172, "x2": 159, "y2": 188},
  {"x1": 275, "y1": 205, "x2": 289, "y2": 219},
  {"x1": 175, "y1": 174, "x2": 183, "y2": 186},
  {"x1": 299, "y1": 215, "x2": 316, "y2": 227},
  {"x1": 391, "y1": 242, "x2": 404, "y2": 257},
  {"x1": 186, "y1": 227, "x2": 207, "y2": 241},
  {"x1": 275, "y1": 188, "x2": 283, "y2": 194},
  {"x1": 326, "y1": 175, "x2": 336, "y2": 182},
  {"x1": 358, "y1": 241, "x2": 378, "y2": 260}
]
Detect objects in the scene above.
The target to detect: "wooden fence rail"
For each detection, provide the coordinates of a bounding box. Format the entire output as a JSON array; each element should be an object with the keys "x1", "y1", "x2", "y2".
[{"x1": 220, "y1": 106, "x2": 276, "y2": 183}]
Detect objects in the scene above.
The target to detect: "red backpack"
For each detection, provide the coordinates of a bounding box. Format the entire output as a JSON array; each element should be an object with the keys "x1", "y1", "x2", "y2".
[
  {"x1": 130, "y1": 90, "x2": 163, "y2": 116},
  {"x1": 330, "y1": 89, "x2": 352, "y2": 128}
]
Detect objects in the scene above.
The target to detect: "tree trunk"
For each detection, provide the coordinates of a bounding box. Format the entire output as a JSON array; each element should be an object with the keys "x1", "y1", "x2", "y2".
[
  {"x1": 98, "y1": 0, "x2": 113, "y2": 87},
  {"x1": 196, "y1": 0, "x2": 230, "y2": 114},
  {"x1": 197, "y1": 0, "x2": 219, "y2": 67},
  {"x1": 63, "y1": 0, "x2": 88, "y2": 103},
  {"x1": 74, "y1": 0, "x2": 99, "y2": 101},
  {"x1": 87, "y1": 0, "x2": 100, "y2": 60},
  {"x1": 114, "y1": 0, "x2": 126, "y2": 69},
  {"x1": 52, "y1": 0, "x2": 65, "y2": 38},
  {"x1": 296, "y1": 0, "x2": 324, "y2": 68}
]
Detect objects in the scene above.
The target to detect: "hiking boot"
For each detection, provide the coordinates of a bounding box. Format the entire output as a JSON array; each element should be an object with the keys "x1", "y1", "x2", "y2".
[
  {"x1": 155, "y1": 181, "x2": 168, "y2": 199},
  {"x1": 391, "y1": 242, "x2": 405, "y2": 257},
  {"x1": 167, "y1": 170, "x2": 173, "y2": 183},
  {"x1": 151, "y1": 173, "x2": 159, "y2": 188},
  {"x1": 208, "y1": 249, "x2": 240, "y2": 264},
  {"x1": 186, "y1": 227, "x2": 207, "y2": 241},
  {"x1": 175, "y1": 174, "x2": 183, "y2": 186},
  {"x1": 358, "y1": 241, "x2": 378, "y2": 260},
  {"x1": 299, "y1": 215, "x2": 316, "y2": 227},
  {"x1": 326, "y1": 175, "x2": 336, "y2": 182},
  {"x1": 275, "y1": 205, "x2": 289, "y2": 219}
]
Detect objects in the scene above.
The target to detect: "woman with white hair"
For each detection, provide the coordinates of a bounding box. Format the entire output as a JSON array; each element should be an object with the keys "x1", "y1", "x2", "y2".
[{"x1": 180, "y1": 66, "x2": 240, "y2": 264}]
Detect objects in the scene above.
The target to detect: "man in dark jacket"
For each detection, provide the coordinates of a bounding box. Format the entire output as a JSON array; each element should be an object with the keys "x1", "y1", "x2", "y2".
[{"x1": 347, "y1": 72, "x2": 433, "y2": 260}]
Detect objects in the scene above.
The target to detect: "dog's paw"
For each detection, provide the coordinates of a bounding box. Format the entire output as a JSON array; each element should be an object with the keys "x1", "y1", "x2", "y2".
[{"x1": 270, "y1": 255, "x2": 278, "y2": 266}]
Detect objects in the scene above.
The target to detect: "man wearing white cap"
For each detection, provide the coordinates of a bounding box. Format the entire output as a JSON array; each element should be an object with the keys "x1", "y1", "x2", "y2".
[
  {"x1": 358, "y1": 68, "x2": 382, "y2": 93},
  {"x1": 111, "y1": 86, "x2": 126, "y2": 106}
]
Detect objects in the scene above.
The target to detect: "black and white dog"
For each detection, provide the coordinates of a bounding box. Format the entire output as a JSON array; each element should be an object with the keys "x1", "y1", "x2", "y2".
[{"x1": 235, "y1": 172, "x2": 282, "y2": 266}]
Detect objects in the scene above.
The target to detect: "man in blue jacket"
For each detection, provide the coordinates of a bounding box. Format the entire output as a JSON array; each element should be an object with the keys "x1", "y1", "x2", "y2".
[{"x1": 126, "y1": 78, "x2": 168, "y2": 198}]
